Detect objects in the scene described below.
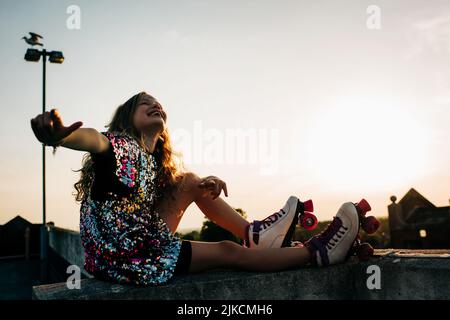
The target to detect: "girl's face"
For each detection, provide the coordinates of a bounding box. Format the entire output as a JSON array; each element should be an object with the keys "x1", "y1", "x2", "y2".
[{"x1": 132, "y1": 94, "x2": 167, "y2": 135}]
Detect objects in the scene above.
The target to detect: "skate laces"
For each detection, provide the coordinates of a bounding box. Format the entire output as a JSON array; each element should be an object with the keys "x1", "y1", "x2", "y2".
[
  {"x1": 260, "y1": 210, "x2": 284, "y2": 230},
  {"x1": 317, "y1": 217, "x2": 348, "y2": 249}
]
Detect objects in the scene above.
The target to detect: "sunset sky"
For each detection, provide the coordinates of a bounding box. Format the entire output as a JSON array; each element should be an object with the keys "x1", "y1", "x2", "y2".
[{"x1": 0, "y1": 0, "x2": 449, "y2": 232}]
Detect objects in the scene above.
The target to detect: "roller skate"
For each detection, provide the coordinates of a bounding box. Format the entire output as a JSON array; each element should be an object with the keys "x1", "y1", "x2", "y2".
[
  {"x1": 348, "y1": 235, "x2": 375, "y2": 261},
  {"x1": 349, "y1": 199, "x2": 379, "y2": 261},
  {"x1": 244, "y1": 196, "x2": 318, "y2": 248},
  {"x1": 304, "y1": 199, "x2": 379, "y2": 266}
]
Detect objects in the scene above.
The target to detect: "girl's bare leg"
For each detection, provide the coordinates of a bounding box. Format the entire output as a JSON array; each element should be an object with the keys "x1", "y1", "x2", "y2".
[
  {"x1": 156, "y1": 172, "x2": 249, "y2": 239},
  {"x1": 194, "y1": 197, "x2": 249, "y2": 240},
  {"x1": 155, "y1": 173, "x2": 312, "y2": 273},
  {"x1": 188, "y1": 240, "x2": 311, "y2": 273}
]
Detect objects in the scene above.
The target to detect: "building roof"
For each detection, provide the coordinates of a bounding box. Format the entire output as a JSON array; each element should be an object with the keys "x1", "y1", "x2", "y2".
[
  {"x1": 399, "y1": 188, "x2": 436, "y2": 208},
  {"x1": 0, "y1": 216, "x2": 33, "y2": 229}
]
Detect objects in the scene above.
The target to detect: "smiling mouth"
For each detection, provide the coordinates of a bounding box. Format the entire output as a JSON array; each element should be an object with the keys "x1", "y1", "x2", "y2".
[{"x1": 147, "y1": 110, "x2": 162, "y2": 117}]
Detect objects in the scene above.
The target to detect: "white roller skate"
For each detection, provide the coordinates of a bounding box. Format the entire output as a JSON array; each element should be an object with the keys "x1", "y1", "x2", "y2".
[
  {"x1": 304, "y1": 199, "x2": 377, "y2": 266},
  {"x1": 244, "y1": 196, "x2": 317, "y2": 248}
]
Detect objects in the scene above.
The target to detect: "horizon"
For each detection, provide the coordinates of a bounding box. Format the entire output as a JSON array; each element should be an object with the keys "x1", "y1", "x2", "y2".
[
  {"x1": 1, "y1": 0, "x2": 449, "y2": 232},
  {"x1": 0, "y1": 188, "x2": 434, "y2": 234}
]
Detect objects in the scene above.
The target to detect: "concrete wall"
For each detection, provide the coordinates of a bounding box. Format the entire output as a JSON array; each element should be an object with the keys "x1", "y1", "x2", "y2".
[
  {"x1": 0, "y1": 259, "x2": 41, "y2": 299},
  {"x1": 37, "y1": 228, "x2": 450, "y2": 300},
  {"x1": 47, "y1": 226, "x2": 90, "y2": 277},
  {"x1": 32, "y1": 256, "x2": 450, "y2": 300},
  {"x1": 353, "y1": 256, "x2": 450, "y2": 299}
]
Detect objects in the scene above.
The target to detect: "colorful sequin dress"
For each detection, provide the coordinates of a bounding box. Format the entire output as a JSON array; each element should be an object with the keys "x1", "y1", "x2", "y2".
[{"x1": 80, "y1": 131, "x2": 182, "y2": 285}]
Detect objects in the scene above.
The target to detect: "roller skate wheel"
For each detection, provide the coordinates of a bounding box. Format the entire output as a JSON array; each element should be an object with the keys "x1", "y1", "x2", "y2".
[
  {"x1": 300, "y1": 212, "x2": 318, "y2": 231},
  {"x1": 362, "y1": 216, "x2": 380, "y2": 234},
  {"x1": 356, "y1": 243, "x2": 374, "y2": 261},
  {"x1": 302, "y1": 199, "x2": 314, "y2": 213},
  {"x1": 356, "y1": 199, "x2": 371, "y2": 215}
]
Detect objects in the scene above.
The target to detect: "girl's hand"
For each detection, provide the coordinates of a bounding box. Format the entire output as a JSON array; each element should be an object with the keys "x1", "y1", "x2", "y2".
[
  {"x1": 198, "y1": 176, "x2": 228, "y2": 200},
  {"x1": 30, "y1": 109, "x2": 83, "y2": 146}
]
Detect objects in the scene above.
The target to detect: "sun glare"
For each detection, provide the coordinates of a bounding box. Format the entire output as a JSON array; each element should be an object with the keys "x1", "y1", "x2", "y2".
[{"x1": 303, "y1": 96, "x2": 430, "y2": 191}]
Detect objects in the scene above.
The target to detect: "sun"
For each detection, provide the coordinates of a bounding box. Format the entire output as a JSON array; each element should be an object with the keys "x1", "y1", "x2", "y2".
[{"x1": 303, "y1": 96, "x2": 430, "y2": 191}]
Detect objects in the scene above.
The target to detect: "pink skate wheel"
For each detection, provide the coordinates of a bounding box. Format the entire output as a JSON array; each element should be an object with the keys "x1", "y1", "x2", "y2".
[
  {"x1": 303, "y1": 199, "x2": 314, "y2": 213},
  {"x1": 357, "y1": 243, "x2": 374, "y2": 261},
  {"x1": 356, "y1": 199, "x2": 371, "y2": 215},
  {"x1": 362, "y1": 216, "x2": 380, "y2": 234},
  {"x1": 300, "y1": 212, "x2": 318, "y2": 230}
]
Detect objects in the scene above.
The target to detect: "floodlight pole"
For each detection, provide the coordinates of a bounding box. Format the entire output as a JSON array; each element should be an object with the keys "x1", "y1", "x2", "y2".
[
  {"x1": 40, "y1": 48, "x2": 48, "y2": 283},
  {"x1": 24, "y1": 44, "x2": 64, "y2": 283},
  {"x1": 41, "y1": 48, "x2": 47, "y2": 273}
]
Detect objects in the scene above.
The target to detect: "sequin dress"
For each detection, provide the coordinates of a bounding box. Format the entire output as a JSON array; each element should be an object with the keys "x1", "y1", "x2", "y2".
[{"x1": 80, "y1": 131, "x2": 182, "y2": 286}]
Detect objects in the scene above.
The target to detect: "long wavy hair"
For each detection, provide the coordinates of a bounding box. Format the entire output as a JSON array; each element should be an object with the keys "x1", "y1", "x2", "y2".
[{"x1": 74, "y1": 92, "x2": 183, "y2": 203}]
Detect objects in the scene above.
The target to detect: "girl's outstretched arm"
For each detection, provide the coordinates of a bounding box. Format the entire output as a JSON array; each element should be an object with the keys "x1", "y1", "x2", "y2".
[{"x1": 30, "y1": 108, "x2": 110, "y2": 154}]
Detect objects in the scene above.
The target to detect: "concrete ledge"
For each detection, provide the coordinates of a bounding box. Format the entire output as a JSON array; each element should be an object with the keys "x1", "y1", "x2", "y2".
[
  {"x1": 32, "y1": 250, "x2": 450, "y2": 300},
  {"x1": 48, "y1": 226, "x2": 91, "y2": 277}
]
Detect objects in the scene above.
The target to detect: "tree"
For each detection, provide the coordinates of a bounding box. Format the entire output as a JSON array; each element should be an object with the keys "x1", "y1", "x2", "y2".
[{"x1": 181, "y1": 230, "x2": 200, "y2": 241}]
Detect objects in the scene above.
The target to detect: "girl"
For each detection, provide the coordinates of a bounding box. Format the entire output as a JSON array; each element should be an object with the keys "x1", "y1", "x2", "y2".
[{"x1": 30, "y1": 92, "x2": 369, "y2": 286}]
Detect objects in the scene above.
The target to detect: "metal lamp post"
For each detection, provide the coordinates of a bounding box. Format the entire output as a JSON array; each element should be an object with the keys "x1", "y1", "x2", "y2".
[{"x1": 24, "y1": 46, "x2": 64, "y2": 282}]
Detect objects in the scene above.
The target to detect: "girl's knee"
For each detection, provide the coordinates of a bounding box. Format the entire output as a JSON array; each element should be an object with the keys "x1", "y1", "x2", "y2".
[
  {"x1": 178, "y1": 172, "x2": 203, "y2": 198},
  {"x1": 178, "y1": 172, "x2": 199, "y2": 188}
]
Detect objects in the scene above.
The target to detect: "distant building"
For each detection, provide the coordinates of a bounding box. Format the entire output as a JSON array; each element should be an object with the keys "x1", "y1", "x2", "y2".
[
  {"x1": 0, "y1": 216, "x2": 43, "y2": 299},
  {"x1": 0, "y1": 216, "x2": 41, "y2": 258},
  {"x1": 388, "y1": 188, "x2": 450, "y2": 248}
]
